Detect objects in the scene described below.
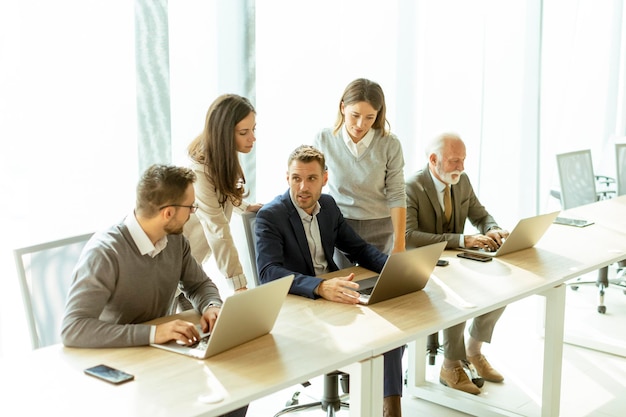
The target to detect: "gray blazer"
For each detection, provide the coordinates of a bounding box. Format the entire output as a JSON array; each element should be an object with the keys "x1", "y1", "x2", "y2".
[{"x1": 405, "y1": 165, "x2": 498, "y2": 249}]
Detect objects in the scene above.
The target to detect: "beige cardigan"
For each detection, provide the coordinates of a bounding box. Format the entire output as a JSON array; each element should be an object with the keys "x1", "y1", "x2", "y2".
[{"x1": 183, "y1": 162, "x2": 249, "y2": 290}]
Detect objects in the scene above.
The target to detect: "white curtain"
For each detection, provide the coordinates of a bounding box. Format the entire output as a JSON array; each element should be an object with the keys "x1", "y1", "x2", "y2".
[
  {"x1": 254, "y1": 0, "x2": 542, "y2": 228},
  {"x1": 254, "y1": 0, "x2": 625, "y2": 226}
]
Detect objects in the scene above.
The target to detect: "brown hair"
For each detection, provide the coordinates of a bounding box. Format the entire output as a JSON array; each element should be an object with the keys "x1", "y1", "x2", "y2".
[
  {"x1": 188, "y1": 94, "x2": 255, "y2": 206},
  {"x1": 332, "y1": 78, "x2": 390, "y2": 136},
  {"x1": 287, "y1": 145, "x2": 327, "y2": 172},
  {"x1": 136, "y1": 164, "x2": 196, "y2": 217}
]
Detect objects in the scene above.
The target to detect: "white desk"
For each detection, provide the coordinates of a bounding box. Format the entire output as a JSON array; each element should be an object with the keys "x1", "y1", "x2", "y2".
[
  {"x1": 546, "y1": 195, "x2": 626, "y2": 357},
  {"x1": 400, "y1": 197, "x2": 626, "y2": 417}
]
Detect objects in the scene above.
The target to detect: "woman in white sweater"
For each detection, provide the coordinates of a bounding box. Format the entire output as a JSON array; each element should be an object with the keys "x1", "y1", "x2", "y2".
[
  {"x1": 183, "y1": 94, "x2": 262, "y2": 293},
  {"x1": 314, "y1": 78, "x2": 407, "y2": 268}
]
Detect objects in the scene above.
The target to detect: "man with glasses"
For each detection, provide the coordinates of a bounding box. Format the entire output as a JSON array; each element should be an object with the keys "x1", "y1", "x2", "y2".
[{"x1": 62, "y1": 164, "x2": 247, "y2": 417}]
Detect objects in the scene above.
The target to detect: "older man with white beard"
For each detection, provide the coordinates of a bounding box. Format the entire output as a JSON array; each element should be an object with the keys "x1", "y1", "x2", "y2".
[{"x1": 404, "y1": 132, "x2": 510, "y2": 395}]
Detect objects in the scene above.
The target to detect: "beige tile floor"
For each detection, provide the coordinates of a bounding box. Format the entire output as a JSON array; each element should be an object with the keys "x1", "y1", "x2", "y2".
[{"x1": 246, "y1": 269, "x2": 626, "y2": 417}]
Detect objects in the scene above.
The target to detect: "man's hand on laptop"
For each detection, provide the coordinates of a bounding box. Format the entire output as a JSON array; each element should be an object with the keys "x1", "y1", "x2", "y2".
[
  {"x1": 316, "y1": 274, "x2": 360, "y2": 304},
  {"x1": 466, "y1": 234, "x2": 500, "y2": 252},
  {"x1": 486, "y1": 228, "x2": 509, "y2": 246},
  {"x1": 200, "y1": 305, "x2": 220, "y2": 334},
  {"x1": 155, "y1": 319, "x2": 201, "y2": 345}
]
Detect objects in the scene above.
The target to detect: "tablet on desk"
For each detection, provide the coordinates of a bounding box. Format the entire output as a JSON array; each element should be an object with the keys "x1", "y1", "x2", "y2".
[{"x1": 553, "y1": 217, "x2": 594, "y2": 227}]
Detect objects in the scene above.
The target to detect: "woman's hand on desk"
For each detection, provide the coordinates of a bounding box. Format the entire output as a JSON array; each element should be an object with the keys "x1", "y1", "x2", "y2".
[
  {"x1": 316, "y1": 273, "x2": 360, "y2": 304},
  {"x1": 155, "y1": 319, "x2": 201, "y2": 345}
]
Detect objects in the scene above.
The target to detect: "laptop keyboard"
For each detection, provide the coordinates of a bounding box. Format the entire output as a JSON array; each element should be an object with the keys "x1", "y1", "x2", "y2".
[
  {"x1": 189, "y1": 334, "x2": 210, "y2": 349},
  {"x1": 357, "y1": 276, "x2": 378, "y2": 294},
  {"x1": 359, "y1": 286, "x2": 374, "y2": 295}
]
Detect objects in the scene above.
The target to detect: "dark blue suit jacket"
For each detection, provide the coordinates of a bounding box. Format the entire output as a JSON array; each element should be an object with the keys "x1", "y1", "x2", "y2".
[{"x1": 256, "y1": 191, "x2": 388, "y2": 298}]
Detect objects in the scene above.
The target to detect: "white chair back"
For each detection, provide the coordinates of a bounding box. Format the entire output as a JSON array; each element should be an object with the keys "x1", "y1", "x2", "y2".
[{"x1": 14, "y1": 233, "x2": 93, "y2": 349}]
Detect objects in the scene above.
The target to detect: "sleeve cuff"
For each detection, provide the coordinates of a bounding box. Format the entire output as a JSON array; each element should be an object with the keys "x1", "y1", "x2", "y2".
[
  {"x1": 202, "y1": 300, "x2": 223, "y2": 314},
  {"x1": 227, "y1": 273, "x2": 248, "y2": 290}
]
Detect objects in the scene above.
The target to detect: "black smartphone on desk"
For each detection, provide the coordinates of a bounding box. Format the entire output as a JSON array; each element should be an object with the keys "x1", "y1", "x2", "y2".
[
  {"x1": 457, "y1": 252, "x2": 492, "y2": 262},
  {"x1": 84, "y1": 364, "x2": 134, "y2": 385}
]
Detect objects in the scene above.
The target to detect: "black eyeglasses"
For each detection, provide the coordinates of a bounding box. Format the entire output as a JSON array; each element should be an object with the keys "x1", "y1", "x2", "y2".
[{"x1": 159, "y1": 204, "x2": 199, "y2": 213}]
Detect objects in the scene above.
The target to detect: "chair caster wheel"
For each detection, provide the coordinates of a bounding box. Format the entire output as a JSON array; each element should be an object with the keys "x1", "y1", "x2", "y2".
[
  {"x1": 598, "y1": 305, "x2": 606, "y2": 314},
  {"x1": 286, "y1": 391, "x2": 301, "y2": 406}
]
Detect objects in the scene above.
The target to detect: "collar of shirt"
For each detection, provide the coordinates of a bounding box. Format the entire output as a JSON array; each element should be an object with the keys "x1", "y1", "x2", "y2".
[
  {"x1": 123, "y1": 211, "x2": 168, "y2": 258},
  {"x1": 428, "y1": 169, "x2": 450, "y2": 211},
  {"x1": 289, "y1": 193, "x2": 321, "y2": 220},
  {"x1": 342, "y1": 124, "x2": 375, "y2": 157},
  {"x1": 428, "y1": 168, "x2": 448, "y2": 194}
]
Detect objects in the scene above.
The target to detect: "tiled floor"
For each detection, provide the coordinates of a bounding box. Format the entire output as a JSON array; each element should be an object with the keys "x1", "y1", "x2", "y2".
[{"x1": 246, "y1": 269, "x2": 626, "y2": 416}]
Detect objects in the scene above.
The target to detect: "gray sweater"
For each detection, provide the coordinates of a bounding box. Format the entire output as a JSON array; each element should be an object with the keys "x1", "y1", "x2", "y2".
[
  {"x1": 314, "y1": 128, "x2": 406, "y2": 220},
  {"x1": 61, "y1": 221, "x2": 222, "y2": 348}
]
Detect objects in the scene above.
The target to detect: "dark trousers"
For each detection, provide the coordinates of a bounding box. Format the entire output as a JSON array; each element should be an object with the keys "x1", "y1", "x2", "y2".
[{"x1": 384, "y1": 345, "x2": 405, "y2": 397}]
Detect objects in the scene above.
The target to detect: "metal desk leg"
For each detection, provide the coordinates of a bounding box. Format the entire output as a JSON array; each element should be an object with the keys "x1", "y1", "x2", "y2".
[
  {"x1": 406, "y1": 336, "x2": 427, "y2": 391},
  {"x1": 340, "y1": 355, "x2": 383, "y2": 417},
  {"x1": 541, "y1": 284, "x2": 565, "y2": 417}
]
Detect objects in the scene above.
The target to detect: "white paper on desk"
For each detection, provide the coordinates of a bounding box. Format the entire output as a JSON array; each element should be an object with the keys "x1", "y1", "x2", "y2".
[{"x1": 430, "y1": 275, "x2": 477, "y2": 309}]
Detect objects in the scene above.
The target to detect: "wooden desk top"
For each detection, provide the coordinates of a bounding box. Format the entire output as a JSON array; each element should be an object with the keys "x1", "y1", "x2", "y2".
[
  {"x1": 310, "y1": 196, "x2": 626, "y2": 357},
  {"x1": 0, "y1": 302, "x2": 373, "y2": 417}
]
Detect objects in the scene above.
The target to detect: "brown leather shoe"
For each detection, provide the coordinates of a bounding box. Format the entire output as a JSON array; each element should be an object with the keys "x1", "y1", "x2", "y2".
[
  {"x1": 439, "y1": 365, "x2": 481, "y2": 395},
  {"x1": 467, "y1": 354, "x2": 504, "y2": 382},
  {"x1": 383, "y1": 395, "x2": 402, "y2": 417}
]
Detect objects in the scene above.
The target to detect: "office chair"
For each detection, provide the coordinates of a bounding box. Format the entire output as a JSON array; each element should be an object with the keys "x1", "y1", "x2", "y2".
[
  {"x1": 555, "y1": 149, "x2": 624, "y2": 313},
  {"x1": 13, "y1": 232, "x2": 93, "y2": 349},
  {"x1": 241, "y1": 211, "x2": 350, "y2": 416},
  {"x1": 241, "y1": 211, "x2": 260, "y2": 287},
  {"x1": 554, "y1": 149, "x2": 616, "y2": 208}
]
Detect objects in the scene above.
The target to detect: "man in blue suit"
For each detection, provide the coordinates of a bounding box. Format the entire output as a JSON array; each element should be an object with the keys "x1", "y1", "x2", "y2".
[{"x1": 256, "y1": 145, "x2": 404, "y2": 417}]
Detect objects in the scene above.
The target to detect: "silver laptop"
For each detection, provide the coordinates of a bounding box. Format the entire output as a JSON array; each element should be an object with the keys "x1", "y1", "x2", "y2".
[
  {"x1": 462, "y1": 211, "x2": 559, "y2": 257},
  {"x1": 356, "y1": 241, "x2": 446, "y2": 305},
  {"x1": 151, "y1": 275, "x2": 293, "y2": 359}
]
